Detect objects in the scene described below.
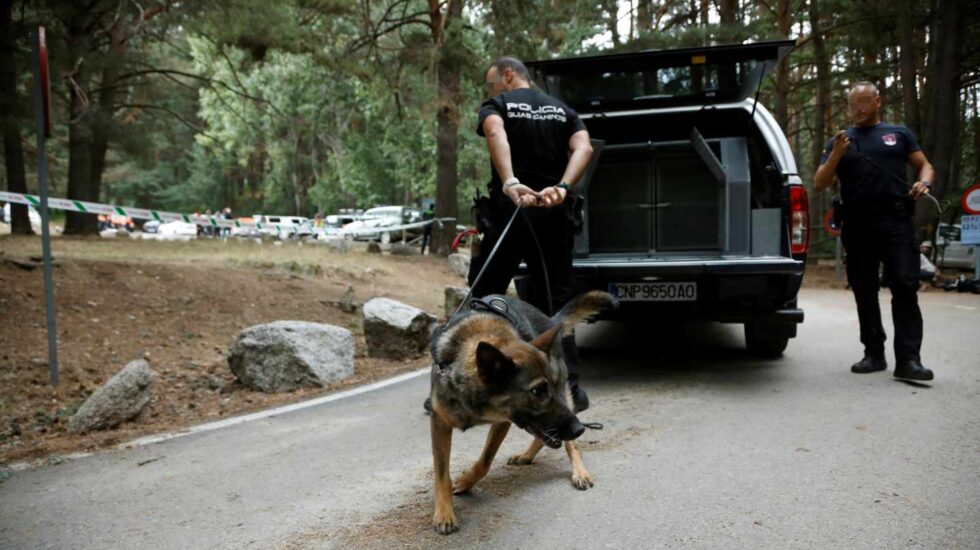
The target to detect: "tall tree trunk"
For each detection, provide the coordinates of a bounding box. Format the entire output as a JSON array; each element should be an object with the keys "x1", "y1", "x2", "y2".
[
  {"x1": 0, "y1": 0, "x2": 31, "y2": 234},
  {"x1": 896, "y1": 0, "x2": 921, "y2": 137},
  {"x1": 920, "y1": 0, "x2": 965, "y2": 204},
  {"x1": 88, "y1": 20, "x2": 127, "y2": 218},
  {"x1": 720, "y1": 0, "x2": 738, "y2": 23},
  {"x1": 637, "y1": 0, "x2": 653, "y2": 32},
  {"x1": 808, "y1": 0, "x2": 833, "y2": 225},
  {"x1": 292, "y1": 132, "x2": 304, "y2": 216},
  {"x1": 63, "y1": 9, "x2": 97, "y2": 235},
  {"x1": 89, "y1": 4, "x2": 165, "y2": 221},
  {"x1": 774, "y1": 0, "x2": 790, "y2": 131},
  {"x1": 972, "y1": 90, "x2": 980, "y2": 183},
  {"x1": 809, "y1": 0, "x2": 832, "y2": 173},
  {"x1": 718, "y1": 0, "x2": 738, "y2": 44},
  {"x1": 429, "y1": 0, "x2": 462, "y2": 256}
]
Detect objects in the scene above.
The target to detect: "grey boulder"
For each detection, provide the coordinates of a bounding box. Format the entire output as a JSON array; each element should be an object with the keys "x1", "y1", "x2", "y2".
[
  {"x1": 362, "y1": 298, "x2": 437, "y2": 359},
  {"x1": 389, "y1": 243, "x2": 420, "y2": 256},
  {"x1": 444, "y1": 286, "x2": 469, "y2": 318},
  {"x1": 69, "y1": 360, "x2": 156, "y2": 433},
  {"x1": 228, "y1": 321, "x2": 354, "y2": 393},
  {"x1": 448, "y1": 253, "x2": 470, "y2": 278}
]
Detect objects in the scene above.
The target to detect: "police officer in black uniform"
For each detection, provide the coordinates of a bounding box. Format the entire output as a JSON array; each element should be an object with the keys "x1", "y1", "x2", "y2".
[
  {"x1": 814, "y1": 82, "x2": 935, "y2": 382},
  {"x1": 471, "y1": 56, "x2": 594, "y2": 409}
]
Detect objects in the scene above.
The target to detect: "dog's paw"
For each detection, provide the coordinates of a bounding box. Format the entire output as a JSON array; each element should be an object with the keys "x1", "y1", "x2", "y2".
[
  {"x1": 433, "y1": 511, "x2": 459, "y2": 535},
  {"x1": 507, "y1": 454, "x2": 534, "y2": 465},
  {"x1": 571, "y1": 472, "x2": 594, "y2": 490},
  {"x1": 452, "y1": 467, "x2": 485, "y2": 494}
]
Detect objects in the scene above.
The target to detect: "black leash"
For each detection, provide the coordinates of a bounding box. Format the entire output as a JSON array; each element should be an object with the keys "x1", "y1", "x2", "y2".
[
  {"x1": 844, "y1": 139, "x2": 943, "y2": 216},
  {"x1": 450, "y1": 206, "x2": 522, "y2": 319},
  {"x1": 520, "y1": 208, "x2": 553, "y2": 316},
  {"x1": 450, "y1": 203, "x2": 555, "y2": 319}
]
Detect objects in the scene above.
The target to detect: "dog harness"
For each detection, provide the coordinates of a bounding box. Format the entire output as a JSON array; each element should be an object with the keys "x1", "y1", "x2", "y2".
[{"x1": 433, "y1": 296, "x2": 525, "y2": 372}]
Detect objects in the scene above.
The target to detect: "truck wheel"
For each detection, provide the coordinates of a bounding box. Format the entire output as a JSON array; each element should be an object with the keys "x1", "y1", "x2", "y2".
[{"x1": 744, "y1": 322, "x2": 789, "y2": 358}]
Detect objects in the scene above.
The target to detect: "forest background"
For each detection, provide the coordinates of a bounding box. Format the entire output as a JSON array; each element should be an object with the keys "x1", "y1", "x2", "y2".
[{"x1": 1, "y1": 0, "x2": 978, "y2": 254}]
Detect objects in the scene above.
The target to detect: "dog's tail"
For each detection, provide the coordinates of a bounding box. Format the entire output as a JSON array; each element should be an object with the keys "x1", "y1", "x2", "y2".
[{"x1": 552, "y1": 290, "x2": 618, "y2": 332}]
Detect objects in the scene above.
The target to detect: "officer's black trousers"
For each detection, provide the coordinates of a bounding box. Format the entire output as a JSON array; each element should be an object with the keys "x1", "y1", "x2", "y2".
[
  {"x1": 466, "y1": 200, "x2": 581, "y2": 387},
  {"x1": 467, "y1": 201, "x2": 575, "y2": 315},
  {"x1": 842, "y1": 214, "x2": 923, "y2": 362}
]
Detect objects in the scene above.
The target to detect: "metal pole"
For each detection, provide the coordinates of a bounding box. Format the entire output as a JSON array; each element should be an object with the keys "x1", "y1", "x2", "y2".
[
  {"x1": 974, "y1": 245, "x2": 979, "y2": 280},
  {"x1": 31, "y1": 28, "x2": 58, "y2": 386},
  {"x1": 835, "y1": 235, "x2": 842, "y2": 283}
]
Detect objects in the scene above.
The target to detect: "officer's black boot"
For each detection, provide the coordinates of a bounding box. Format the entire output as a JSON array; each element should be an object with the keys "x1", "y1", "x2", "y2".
[
  {"x1": 851, "y1": 351, "x2": 887, "y2": 374},
  {"x1": 562, "y1": 333, "x2": 589, "y2": 412},
  {"x1": 894, "y1": 359, "x2": 933, "y2": 382}
]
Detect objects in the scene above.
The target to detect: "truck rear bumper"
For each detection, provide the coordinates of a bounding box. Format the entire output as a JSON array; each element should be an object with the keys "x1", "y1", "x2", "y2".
[{"x1": 561, "y1": 255, "x2": 805, "y2": 325}]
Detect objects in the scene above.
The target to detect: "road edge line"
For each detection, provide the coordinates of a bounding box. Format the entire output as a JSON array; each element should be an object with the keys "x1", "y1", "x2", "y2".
[
  {"x1": 122, "y1": 367, "x2": 430, "y2": 447},
  {"x1": 2, "y1": 367, "x2": 430, "y2": 471}
]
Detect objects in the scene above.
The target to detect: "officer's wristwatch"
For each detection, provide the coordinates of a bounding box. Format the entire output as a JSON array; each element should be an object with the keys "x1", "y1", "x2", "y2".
[
  {"x1": 918, "y1": 180, "x2": 931, "y2": 187},
  {"x1": 555, "y1": 182, "x2": 572, "y2": 197}
]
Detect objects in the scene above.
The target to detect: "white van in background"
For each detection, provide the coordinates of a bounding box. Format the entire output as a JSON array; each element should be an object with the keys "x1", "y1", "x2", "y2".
[{"x1": 252, "y1": 215, "x2": 314, "y2": 240}]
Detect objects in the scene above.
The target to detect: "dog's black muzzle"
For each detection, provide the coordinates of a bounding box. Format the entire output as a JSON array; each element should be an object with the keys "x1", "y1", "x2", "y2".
[{"x1": 514, "y1": 413, "x2": 586, "y2": 449}]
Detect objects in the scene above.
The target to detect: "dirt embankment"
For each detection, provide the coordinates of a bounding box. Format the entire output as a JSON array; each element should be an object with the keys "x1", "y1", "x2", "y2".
[
  {"x1": 0, "y1": 236, "x2": 462, "y2": 466},
  {"x1": 1, "y1": 235, "x2": 954, "y2": 468}
]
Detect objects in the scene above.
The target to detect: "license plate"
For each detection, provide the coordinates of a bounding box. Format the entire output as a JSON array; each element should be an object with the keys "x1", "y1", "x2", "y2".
[{"x1": 609, "y1": 282, "x2": 697, "y2": 302}]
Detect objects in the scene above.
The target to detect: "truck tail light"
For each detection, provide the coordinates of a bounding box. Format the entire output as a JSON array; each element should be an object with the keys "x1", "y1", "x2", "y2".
[{"x1": 790, "y1": 185, "x2": 809, "y2": 256}]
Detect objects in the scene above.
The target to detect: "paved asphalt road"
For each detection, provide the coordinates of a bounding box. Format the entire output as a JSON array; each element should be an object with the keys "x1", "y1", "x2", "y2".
[{"x1": 1, "y1": 288, "x2": 978, "y2": 549}]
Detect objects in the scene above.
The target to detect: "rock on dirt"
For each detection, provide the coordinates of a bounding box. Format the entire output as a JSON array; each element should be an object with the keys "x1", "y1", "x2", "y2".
[
  {"x1": 389, "y1": 243, "x2": 420, "y2": 256},
  {"x1": 227, "y1": 321, "x2": 355, "y2": 393},
  {"x1": 447, "y1": 253, "x2": 470, "y2": 278},
  {"x1": 362, "y1": 298, "x2": 437, "y2": 360},
  {"x1": 444, "y1": 286, "x2": 469, "y2": 318},
  {"x1": 69, "y1": 360, "x2": 156, "y2": 433}
]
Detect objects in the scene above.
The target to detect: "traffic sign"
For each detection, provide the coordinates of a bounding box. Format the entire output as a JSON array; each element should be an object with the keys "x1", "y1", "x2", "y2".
[
  {"x1": 962, "y1": 214, "x2": 980, "y2": 246},
  {"x1": 962, "y1": 183, "x2": 980, "y2": 215}
]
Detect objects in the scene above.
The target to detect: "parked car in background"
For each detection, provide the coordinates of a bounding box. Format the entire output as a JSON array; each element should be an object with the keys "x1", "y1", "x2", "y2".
[
  {"x1": 2, "y1": 203, "x2": 42, "y2": 227},
  {"x1": 157, "y1": 221, "x2": 198, "y2": 238},
  {"x1": 142, "y1": 220, "x2": 161, "y2": 233},
  {"x1": 340, "y1": 205, "x2": 421, "y2": 242},
  {"x1": 230, "y1": 217, "x2": 261, "y2": 238},
  {"x1": 317, "y1": 211, "x2": 362, "y2": 237},
  {"x1": 252, "y1": 215, "x2": 312, "y2": 240},
  {"x1": 922, "y1": 223, "x2": 975, "y2": 271}
]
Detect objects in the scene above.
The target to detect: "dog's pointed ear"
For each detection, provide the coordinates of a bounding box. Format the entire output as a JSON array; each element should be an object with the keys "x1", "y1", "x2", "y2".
[
  {"x1": 531, "y1": 325, "x2": 561, "y2": 353},
  {"x1": 476, "y1": 341, "x2": 516, "y2": 389}
]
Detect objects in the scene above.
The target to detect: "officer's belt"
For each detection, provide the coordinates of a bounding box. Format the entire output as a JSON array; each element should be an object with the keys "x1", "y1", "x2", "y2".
[{"x1": 841, "y1": 198, "x2": 914, "y2": 218}]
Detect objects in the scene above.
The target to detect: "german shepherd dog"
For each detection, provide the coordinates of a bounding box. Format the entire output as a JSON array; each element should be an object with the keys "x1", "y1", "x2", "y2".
[{"x1": 428, "y1": 290, "x2": 617, "y2": 534}]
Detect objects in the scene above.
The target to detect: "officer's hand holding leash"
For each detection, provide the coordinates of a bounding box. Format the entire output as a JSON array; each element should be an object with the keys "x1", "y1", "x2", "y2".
[
  {"x1": 503, "y1": 177, "x2": 570, "y2": 209},
  {"x1": 503, "y1": 177, "x2": 542, "y2": 208},
  {"x1": 538, "y1": 184, "x2": 568, "y2": 208},
  {"x1": 909, "y1": 180, "x2": 931, "y2": 200}
]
